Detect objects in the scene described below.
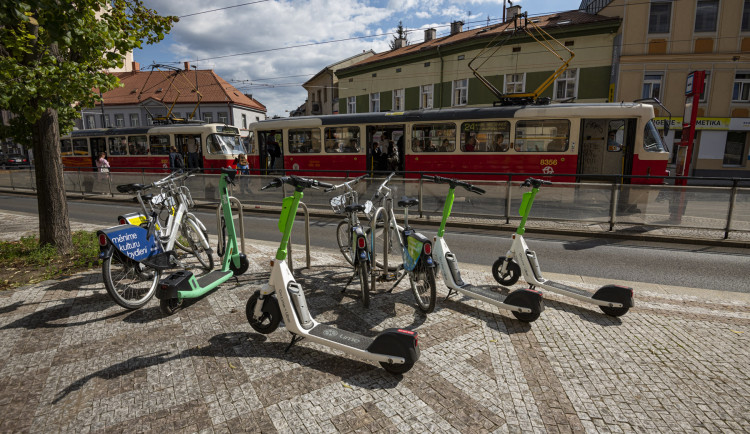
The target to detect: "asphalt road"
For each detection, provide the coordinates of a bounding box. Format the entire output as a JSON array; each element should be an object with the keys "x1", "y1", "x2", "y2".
[{"x1": 2, "y1": 193, "x2": 748, "y2": 294}]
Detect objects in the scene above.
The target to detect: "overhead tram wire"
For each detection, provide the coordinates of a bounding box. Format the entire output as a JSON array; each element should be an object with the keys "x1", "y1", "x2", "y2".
[{"x1": 178, "y1": 0, "x2": 272, "y2": 18}]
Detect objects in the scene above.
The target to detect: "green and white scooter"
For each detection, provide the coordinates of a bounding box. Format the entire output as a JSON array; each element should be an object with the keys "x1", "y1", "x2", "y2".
[
  {"x1": 423, "y1": 175, "x2": 544, "y2": 322},
  {"x1": 246, "y1": 175, "x2": 420, "y2": 374},
  {"x1": 492, "y1": 177, "x2": 633, "y2": 317},
  {"x1": 157, "y1": 168, "x2": 250, "y2": 314}
]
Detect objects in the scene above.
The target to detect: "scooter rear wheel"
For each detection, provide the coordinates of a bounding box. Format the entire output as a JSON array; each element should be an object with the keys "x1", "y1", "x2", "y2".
[
  {"x1": 246, "y1": 291, "x2": 281, "y2": 334},
  {"x1": 492, "y1": 258, "x2": 520, "y2": 286},
  {"x1": 600, "y1": 304, "x2": 630, "y2": 317},
  {"x1": 380, "y1": 361, "x2": 414, "y2": 374},
  {"x1": 160, "y1": 298, "x2": 183, "y2": 315}
]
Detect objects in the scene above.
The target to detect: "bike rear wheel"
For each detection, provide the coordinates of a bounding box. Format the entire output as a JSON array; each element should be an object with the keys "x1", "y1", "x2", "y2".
[
  {"x1": 182, "y1": 216, "x2": 214, "y2": 272},
  {"x1": 358, "y1": 261, "x2": 370, "y2": 308},
  {"x1": 102, "y1": 253, "x2": 160, "y2": 309},
  {"x1": 336, "y1": 220, "x2": 354, "y2": 265},
  {"x1": 409, "y1": 263, "x2": 436, "y2": 313}
]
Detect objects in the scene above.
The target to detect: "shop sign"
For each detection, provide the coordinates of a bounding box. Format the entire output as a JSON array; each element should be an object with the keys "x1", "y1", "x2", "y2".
[{"x1": 654, "y1": 117, "x2": 730, "y2": 130}]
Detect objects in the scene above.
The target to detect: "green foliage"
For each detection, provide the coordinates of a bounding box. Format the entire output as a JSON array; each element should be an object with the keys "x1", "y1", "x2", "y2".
[{"x1": 0, "y1": 0, "x2": 178, "y2": 144}]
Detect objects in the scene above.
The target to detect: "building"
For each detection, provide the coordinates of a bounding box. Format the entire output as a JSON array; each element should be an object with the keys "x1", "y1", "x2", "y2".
[
  {"x1": 80, "y1": 62, "x2": 267, "y2": 136},
  {"x1": 302, "y1": 50, "x2": 375, "y2": 116},
  {"x1": 335, "y1": 9, "x2": 621, "y2": 114},
  {"x1": 586, "y1": 0, "x2": 750, "y2": 177}
]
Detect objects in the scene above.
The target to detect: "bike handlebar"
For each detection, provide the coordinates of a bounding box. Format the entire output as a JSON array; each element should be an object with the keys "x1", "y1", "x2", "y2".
[
  {"x1": 422, "y1": 174, "x2": 485, "y2": 195},
  {"x1": 261, "y1": 175, "x2": 334, "y2": 191},
  {"x1": 371, "y1": 172, "x2": 396, "y2": 200},
  {"x1": 323, "y1": 174, "x2": 367, "y2": 193},
  {"x1": 521, "y1": 177, "x2": 553, "y2": 188}
]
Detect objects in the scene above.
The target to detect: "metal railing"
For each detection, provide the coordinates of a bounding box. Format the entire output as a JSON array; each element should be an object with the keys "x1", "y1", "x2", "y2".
[{"x1": 2, "y1": 166, "x2": 749, "y2": 240}]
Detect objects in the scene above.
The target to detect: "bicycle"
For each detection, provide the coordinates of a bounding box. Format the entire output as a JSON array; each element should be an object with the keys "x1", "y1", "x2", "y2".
[
  {"x1": 368, "y1": 173, "x2": 437, "y2": 313},
  {"x1": 325, "y1": 175, "x2": 373, "y2": 307},
  {"x1": 98, "y1": 170, "x2": 213, "y2": 309}
]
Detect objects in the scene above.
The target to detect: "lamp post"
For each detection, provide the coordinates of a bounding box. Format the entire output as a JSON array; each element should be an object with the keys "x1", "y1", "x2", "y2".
[{"x1": 191, "y1": 65, "x2": 201, "y2": 120}]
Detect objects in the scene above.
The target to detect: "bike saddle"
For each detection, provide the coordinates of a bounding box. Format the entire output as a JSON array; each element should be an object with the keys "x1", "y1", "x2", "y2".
[
  {"x1": 116, "y1": 183, "x2": 148, "y2": 194},
  {"x1": 344, "y1": 204, "x2": 367, "y2": 213},
  {"x1": 398, "y1": 196, "x2": 419, "y2": 208}
]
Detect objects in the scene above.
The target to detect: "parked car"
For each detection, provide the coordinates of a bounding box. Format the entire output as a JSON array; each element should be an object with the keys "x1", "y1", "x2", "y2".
[{"x1": 5, "y1": 154, "x2": 29, "y2": 168}]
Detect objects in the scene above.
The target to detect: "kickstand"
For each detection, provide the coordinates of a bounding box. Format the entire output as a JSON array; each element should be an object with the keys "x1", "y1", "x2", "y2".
[
  {"x1": 285, "y1": 333, "x2": 304, "y2": 353},
  {"x1": 342, "y1": 269, "x2": 357, "y2": 292},
  {"x1": 387, "y1": 270, "x2": 407, "y2": 293},
  {"x1": 444, "y1": 288, "x2": 456, "y2": 300}
]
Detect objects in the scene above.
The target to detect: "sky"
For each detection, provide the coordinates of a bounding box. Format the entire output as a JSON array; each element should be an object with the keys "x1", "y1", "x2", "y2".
[{"x1": 134, "y1": 0, "x2": 583, "y2": 118}]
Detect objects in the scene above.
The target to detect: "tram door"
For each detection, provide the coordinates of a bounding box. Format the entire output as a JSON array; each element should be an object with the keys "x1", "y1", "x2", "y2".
[
  {"x1": 578, "y1": 119, "x2": 634, "y2": 182},
  {"x1": 366, "y1": 125, "x2": 405, "y2": 175},
  {"x1": 90, "y1": 137, "x2": 106, "y2": 171},
  {"x1": 257, "y1": 130, "x2": 283, "y2": 174}
]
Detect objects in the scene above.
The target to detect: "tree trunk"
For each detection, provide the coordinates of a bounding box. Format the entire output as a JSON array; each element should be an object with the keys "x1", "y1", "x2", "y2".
[{"x1": 32, "y1": 108, "x2": 72, "y2": 255}]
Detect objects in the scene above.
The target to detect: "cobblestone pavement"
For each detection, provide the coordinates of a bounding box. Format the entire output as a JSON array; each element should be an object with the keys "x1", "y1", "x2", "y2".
[{"x1": 1, "y1": 236, "x2": 749, "y2": 433}]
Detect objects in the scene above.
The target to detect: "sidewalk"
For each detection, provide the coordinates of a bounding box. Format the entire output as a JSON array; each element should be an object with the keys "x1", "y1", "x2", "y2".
[{"x1": 0, "y1": 219, "x2": 748, "y2": 432}]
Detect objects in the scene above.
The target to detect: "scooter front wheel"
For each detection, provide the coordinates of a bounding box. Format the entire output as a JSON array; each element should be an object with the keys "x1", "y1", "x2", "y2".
[
  {"x1": 492, "y1": 258, "x2": 520, "y2": 286},
  {"x1": 246, "y1": 291, "x2": 281, "y2": 334},
  {"x1": 230, "y1": 253, "x2": 250, "y2": 276},
  {"x1": 380, "y1": 361, "x2": 414, "y2": 374}
]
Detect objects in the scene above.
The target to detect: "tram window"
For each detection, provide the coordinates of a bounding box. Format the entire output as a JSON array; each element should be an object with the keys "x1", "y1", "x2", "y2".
[
  {"x1": 60, "y1": 139, "x2": 73, "y2": 156},
  {"x1": 289, "y1": 128, "x2": 321, "y2": 154},
  {"x1": 324, "y1": 127, "x2": 360, "y2": 153},
  {"x1": 514, "y1": 119, "x2": 569, "y2": 152},
  {"x1": 73, "y1": 139, "x2": 89, "y2": 155},
  {"x1": 149, "y1": 135, "x2": 170, "y2": 155},
  {"x1": 108, "y1": 136, "x2": 128, "y2": 155},
  {"x1": 607, "y1": 120, "x2": 625, "y2": 152},
  {"x1": 207, "y1": 133, "x2": 243, "y2": 154},
  {"x1": 643, "y1": 120, "x2": 667, "y2": 152},
  {"x1": 460, "y1": 121, "x2": 510, "y2": 152},
  {"x1": 128, "y1": 135, "x2": 149, "y2": 155},
  {"x1": 412, "y1": 123, "x2": 456, "y2": 152}
]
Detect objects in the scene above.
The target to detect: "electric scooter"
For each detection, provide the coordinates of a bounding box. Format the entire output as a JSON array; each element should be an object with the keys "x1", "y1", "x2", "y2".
[
  {"x1": 157, "y1": 168, "x2": 250, "y2": 315},
  {"x1": 423, "y1": 175, "x2": 544, "y2": 322},
  {"x1": 492, "y1": 177, "x2": 633, "y2": 317},
  {"x1": 245, "y1": 175, "x2": 420, "y2": 374}
]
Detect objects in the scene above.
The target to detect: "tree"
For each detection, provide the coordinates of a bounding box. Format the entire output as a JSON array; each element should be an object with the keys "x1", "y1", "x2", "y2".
[
  {"x1": 0, "y1": 1, "x2": 177, "y2": 254},
  {"x1": 389, "y1": 21, "x2": 409, "y2": 50}
]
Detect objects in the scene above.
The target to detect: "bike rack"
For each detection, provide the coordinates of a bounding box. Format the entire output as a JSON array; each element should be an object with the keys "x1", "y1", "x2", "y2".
[
  {"x1": 287, "y1": 201, "x2": 311, "y2": 273},
  {"x1": 369, "y1": 202, "x2": 395, "y2": 285},
  {"x1": 216, "y1": 196, "x2": 246, "y2": 257}
]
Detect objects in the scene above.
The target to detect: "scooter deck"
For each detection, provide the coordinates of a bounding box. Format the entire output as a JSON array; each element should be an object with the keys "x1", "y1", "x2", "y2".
[
  {"x1": 308, "y1": 324, "x2": 374, "y2": 351},
  {"x1": 196, "y1": 270, "x2": 234, "y2": 287},
  {"x1": 544, "y1": 280, "x2": 593, "y2": 298}
]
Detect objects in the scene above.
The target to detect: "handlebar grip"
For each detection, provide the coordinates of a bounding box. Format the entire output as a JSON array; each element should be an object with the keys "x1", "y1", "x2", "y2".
[
  {"x1": 316, "y1": 180, "x2": 334, "y2": 189},
  {"x1": 468, "y1": 185, "x2": 486, "y2": 194},
  {"x1": 261, "y1": 178, "x2": 282, "y2": 190},
  {"x1": 323, "y1": 187, "x2": 335, "y2": 193},
  {"x1": 422, "y1": 174, "x2": 436, "y2": 181}
]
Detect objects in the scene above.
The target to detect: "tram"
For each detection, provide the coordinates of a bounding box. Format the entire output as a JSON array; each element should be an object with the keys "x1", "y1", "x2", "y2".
[
  {"x1": 60, "y1": 123, "x2": 244, "y2": 172},
  {"x1": 250, "y1": 103, "x2": 669, "y2": 184}
]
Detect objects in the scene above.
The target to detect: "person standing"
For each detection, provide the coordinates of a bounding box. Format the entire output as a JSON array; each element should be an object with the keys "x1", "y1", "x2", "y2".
[
  {"x1": 169, "y1": 145, "x2": 185, "y2": 172},
  {"x1": 186, "y1": 137, "x2": 201, "y2": 169},
  {"x1": 236, "y1": 153, "x2": 250, "y2": 192},
  {"x1": 96, "y1": 152, "x2": 110, "y2": 180},
  {"x1": 267, "y1": 134, "x2": 281, "y2": 171}
]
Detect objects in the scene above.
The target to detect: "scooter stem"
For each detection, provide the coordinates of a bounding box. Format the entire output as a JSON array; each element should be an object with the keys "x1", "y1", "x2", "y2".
[
  {"x1": 219, "y1": 173, "x2": 239, "y2": 271},
  {"x1": 276, "y1": 190, "x2": 303, "y2": 260},
  {"x1": 517, "y1": 187, "x2": 540, "y2": 235},
  {"x1": 438, "y1": 187, "x2": 456, "y2": 238}
]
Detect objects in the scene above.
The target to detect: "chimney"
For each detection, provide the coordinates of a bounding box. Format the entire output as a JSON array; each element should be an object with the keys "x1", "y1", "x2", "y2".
[
  {"x1": 507, "y1": 5, "x2": 521, "y2": 20},
  {"x1": 393, "y1": 37, "x2": 406, "y2": 49},
  {"x1": 131, "y1": 61, "x2": 140, "y2": 72},
  {"x1": 450, "y1": 21, "x2": 463, "y2": 35},
  {"x1": 184, "y1": 61, "x2": 191, "y2": 71},
  {"x1": 424, "y1": 28, "x2": 436, "y2": 42}
]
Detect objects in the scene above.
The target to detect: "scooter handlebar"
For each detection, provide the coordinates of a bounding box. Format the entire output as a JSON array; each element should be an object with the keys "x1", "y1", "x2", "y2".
[
  {"x1": 261, "y1": 175, "x2": 333, "y2": 191},
  {"x1": 423, "y1": 174, "x2": 485, "y2": 194},
  {"x1": 521, "y1": 177, "x2": 553, "y2": 188}
]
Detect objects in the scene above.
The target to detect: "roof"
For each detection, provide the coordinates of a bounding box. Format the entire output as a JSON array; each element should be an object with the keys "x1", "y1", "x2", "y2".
[
  {"x1": 302, "y1": 50, "x2": 376, "y2": 87},
  {"x1": 100, "y1": 69, "x2": 266, "y2": 112},
  {"x1": 340, "y1": 10, "x2": 619, "y2": 72}
]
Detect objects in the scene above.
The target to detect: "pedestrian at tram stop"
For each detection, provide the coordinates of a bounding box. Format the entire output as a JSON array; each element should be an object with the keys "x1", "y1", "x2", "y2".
[
  {"x1": 96, "y1": 152, "x2": 110, "y2": 180},
  {"x1": 186, "y1": 137, "x2": 201, "y2": 169},
  {"x1": 169, "y1": 145, "x2": 185, "y2": 172},
  {"x1": 235, "y1": 153, "x2": 250, "y2": 192}
]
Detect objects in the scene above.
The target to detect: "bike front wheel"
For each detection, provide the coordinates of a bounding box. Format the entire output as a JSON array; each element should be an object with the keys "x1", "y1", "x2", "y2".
[
  {"x1": 102, "y1": 253, "x2": 160, "y2": 309},
  {"x1": 336, "y1": 220, "x2": 354, "y2": 265},
  {"x1": 409, "y1": 263, "x2": 436, "y2": 313},
  {"x1": 182, "y1": 216, "x2": 214, "y2": 272}
]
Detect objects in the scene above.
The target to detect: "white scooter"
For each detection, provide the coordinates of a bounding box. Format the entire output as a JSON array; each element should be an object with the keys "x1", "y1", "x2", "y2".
[
  {"x1": 245, "y1": 175, "x2": 420, "y2": 374},
  {"x1": 492, "y1": 177, "x2": 633, "y2": 317},
  {"x1": 423, "y1": 175, "x2": 544, "y2": 322}
]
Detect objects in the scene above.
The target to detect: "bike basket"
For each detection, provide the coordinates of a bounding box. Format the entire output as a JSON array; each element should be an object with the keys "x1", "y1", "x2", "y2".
[
  {"x1": 178, "y1": 186, "x2": 195, "y2": 209},
  {"x1": 329, "y1": 191, "x2": 355, "y2": 214}
]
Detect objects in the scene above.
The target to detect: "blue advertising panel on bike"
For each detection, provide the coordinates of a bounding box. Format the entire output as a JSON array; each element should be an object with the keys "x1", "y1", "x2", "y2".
[{"x1": 101, "y1": 225, "x2": 162, "y2": 261}]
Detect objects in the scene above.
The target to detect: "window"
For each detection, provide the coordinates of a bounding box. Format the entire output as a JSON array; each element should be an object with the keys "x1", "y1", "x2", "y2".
[
  {"x1": 100, "y1": 114, "x2": 110, "y2": 128},
  {"x1": 695, "y1": 0, "x2": 718, "y2": 32},
  {"x1": 129, "y1": 114, "x2": 139, "y2": 127},
  {"x1": 288, "y1": 128, "x2": 321, "y2": 153},
  {"x1": 146, "y1": 114, "x2": 153, "y2": 125},
  {"x1": 85, "y1": 115, "x2": 96, "y2": 129},
  {"x1": 393, "y1": 89, "x2": 404, "y2": 111},
  {"x1": 648, "y1": 2, "x2": 672, "y2": 34},
  {"x1": 218, "y1": 112, "x2": 228, "y2": 124},
  {"x1": 411, "y1": 123, "x2": 456, "y2": 152},
  {"x1": 242, "y1": 114, "x2": 247, "y2": 129},
  {"x1": 347, "y1": 96, "x2": 356, "y2": 114},
  {"x1": 744, "y1": 0, "x2": 750, "y2": 31},
  {"x1": 420, "y1": 84, "x2": 433, "y2": 109},
  {"x1": 128, "y1": 135, "x2": 149, "y2": 155},
  {"x1": 724, "y1": 132, "x2": 748, "y2": 166},
  {"x1": 324, "y1": 127, "x2": 360, "y2": 153},
  {"x1": 149, "y1": 135, "x2": 170, "y2": 155},
  {"x1": 114, "y1": 114, "x2": 125, "y2": 127},
  {"x1": 642, "y1": 73, "x2": 664, "y2": 99},
  {"x1": 732, "y1": 73, "x2": 750, "y2": 101},
  {"x1": 505, "y1": 73, "x2": 525, "y2": 94},
  {"x1": 514, "y1": 119, "x2": 570, "y2": 152},
  {"x1": 643, "y1": 121, "x2": 667, "y2": 152},
  {"x1": 452, "y1": 79, "x2": 468, "y2": 106},
  {"x1": 461, "y1": 121, "x2": 511, "y2": 152},
  {"x1": 206, "y1": 133, "x2": 243, "y2": 154},
  {"x1": 553, "y1": 69, "x2": 578, "y2": 100},
  {"x1": 203, "y1": 112, "x2": 213, "y2": 123},
  {"x1": 107, "y1": 136, "x2": 128, "y2": 155},
  {"x1": 60, "y1": 139, "x2": 72, "y2": 156},
  {"x1": 73, "y1": 139, "x2": 88, "y2": 155},
  {"x1": 370, "y1": 93, "x2": 380, "y2": 112}
]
